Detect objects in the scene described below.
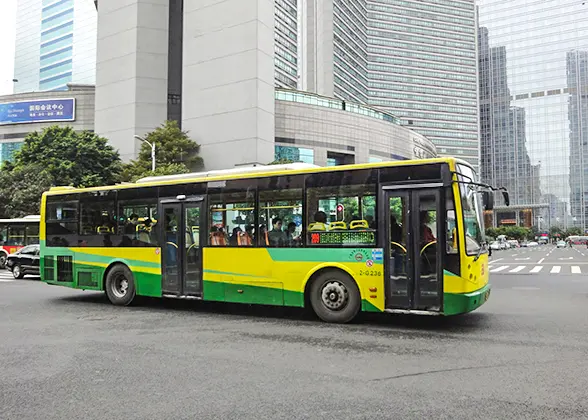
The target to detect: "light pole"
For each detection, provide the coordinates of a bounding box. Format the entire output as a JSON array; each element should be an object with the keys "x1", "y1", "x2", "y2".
[{"x1": 134, "y1": 135, "x2": 155, "y2": 172}]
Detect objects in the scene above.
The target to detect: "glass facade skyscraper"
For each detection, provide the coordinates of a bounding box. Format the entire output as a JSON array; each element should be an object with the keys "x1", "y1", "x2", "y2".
[
  {"x1": 478, "y1": 0, "x2": 588, "y2": 229},
  {"x1": 14, "y1": 0, "x2": 97, "y2": 93},
  {"x1": 304, "y1": 0, "x2": 480, "y2": 168},
  {"x1": 365, "y1": 0, "x2": 479, "y2": 168},
  {"x1": 275, "y1": 0, "x2": 298, "y2": 88}
]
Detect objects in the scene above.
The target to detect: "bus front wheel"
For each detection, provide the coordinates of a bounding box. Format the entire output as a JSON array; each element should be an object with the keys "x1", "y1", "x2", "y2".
[
  {"x1": 309, "y1": 270, "x2": 361, "y2": 323},
  {"x1": 105, "y1": 264, "x2": 136, "y2": 306}
]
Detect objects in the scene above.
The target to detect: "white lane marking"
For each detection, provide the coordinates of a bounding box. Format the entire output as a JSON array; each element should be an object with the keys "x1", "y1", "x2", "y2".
[
  {"x1": 572, "y1": 266, "x2": 581, "y2": 274},
  {"x1": 509, "y1": 266, "x2": 526, "y2": 273},
  {"x1": 559, "y1": 257, "x2": 574, "y2": 260},
  {"x1": 537, "y1": 258, "x2": 545, "y2": 264},
  {"x1": 489, "y1": 258, "x2": 503, "y2": 265},
  {"x1": 491, "y1": 265, "x2": 510, "y2": 273},
  {"x1": 530, "y1": 266, "x2": 543, "y2": 273},
  {"x1": 515, "y1": 257, "x2": 530, "y2": 261},
  {"x1": 0, "y1": 279, "x2": 14, "y2": 282},
  {"x1": 550, "y1": 266, "x2": 561, "y2": 274}
]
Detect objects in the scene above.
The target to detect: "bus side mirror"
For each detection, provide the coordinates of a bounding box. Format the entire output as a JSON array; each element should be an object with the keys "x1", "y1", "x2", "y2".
[
  {"x1": 502, "y1": 191, "x2": 510, "y2": 206},
  {"x1": 482, "y1": 191, "x2": 494, "y2": 210}
]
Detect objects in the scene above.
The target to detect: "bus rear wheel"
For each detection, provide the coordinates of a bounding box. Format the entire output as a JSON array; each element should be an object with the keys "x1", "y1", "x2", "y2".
[
  {"x1": 0, "y1": 254, "x2": 6, "y2": 269},
  {"x1": 309, "y1": 270, "x2": 361, "y2": 323},
  {"x1": 105, "y1": 264, "x2": 136, "y2": 306}
]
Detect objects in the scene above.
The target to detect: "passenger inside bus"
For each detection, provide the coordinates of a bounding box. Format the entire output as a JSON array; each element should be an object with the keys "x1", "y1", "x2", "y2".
[
  {"x1": 268, "y1": 218, "x2": 288, "y2": 247},
  {"x1": 309, "y1": 211, "x2": 329, "y2": 231},
  {"x1": 390, "y1": 215, "x2": 403, "y2": 244},
  {"x1": 229, "y1": 227, "x2": 242, "y2": 246},
  {"x1": 286, "y1": 222, "x2": 301, "y2": 246},
  {"x1": 420, "y1": 211, "x2": 436, "y2": 244}
]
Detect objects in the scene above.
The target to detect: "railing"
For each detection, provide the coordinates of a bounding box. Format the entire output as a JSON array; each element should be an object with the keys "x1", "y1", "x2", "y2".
[{"x1": 275, "y1": 89, "x2": 401, "y2": 125}]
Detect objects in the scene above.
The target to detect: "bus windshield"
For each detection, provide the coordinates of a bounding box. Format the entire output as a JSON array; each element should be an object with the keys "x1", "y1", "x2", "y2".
[{"x1": 456, "y1": 164, "x2": 484, "y2": 254}]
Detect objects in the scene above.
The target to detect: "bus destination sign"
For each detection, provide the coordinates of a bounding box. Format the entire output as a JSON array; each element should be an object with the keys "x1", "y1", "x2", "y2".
[{"x1": 310, "y1": 231, "x2": 375, "y2": 245}]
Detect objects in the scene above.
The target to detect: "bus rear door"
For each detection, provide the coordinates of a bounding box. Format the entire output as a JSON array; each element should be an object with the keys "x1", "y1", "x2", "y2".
[{"x1": 159, "y1": 197, "x2": 205, "y2": 297}]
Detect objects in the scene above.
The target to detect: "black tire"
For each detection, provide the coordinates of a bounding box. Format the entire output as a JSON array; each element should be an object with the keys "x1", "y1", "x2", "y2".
[
  {"x1": 12, "y1": 264, "x2": 24, "y2": 279},
  {"x1": 104, "y1": 264, "x2": 136, "y2": 306},
  {"x1": 0, "y1": 253, "x2": 6, "y2": 269},
  {"x1": 309, "y1": 270, "x2": 361, "y2": 323}
]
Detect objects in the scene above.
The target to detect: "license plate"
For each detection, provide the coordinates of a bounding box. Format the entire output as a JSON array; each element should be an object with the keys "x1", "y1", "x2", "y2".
[{"x1": 484, "y1": 290, "x2": 490, "y2": 301}]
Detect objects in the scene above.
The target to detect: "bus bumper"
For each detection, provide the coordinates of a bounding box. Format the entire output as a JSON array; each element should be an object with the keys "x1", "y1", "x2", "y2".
[{"x1": 444, "y1": 283, "x2": 491, "y2": 315}]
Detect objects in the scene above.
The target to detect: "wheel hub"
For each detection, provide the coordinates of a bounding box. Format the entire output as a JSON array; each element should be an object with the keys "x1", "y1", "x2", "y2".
[
  {"x1": 321, "y1": 281, "x2": 349, "y2": 311},
  {"x1": 112, "y1": 275, "x2": 129, "y2": 298}
]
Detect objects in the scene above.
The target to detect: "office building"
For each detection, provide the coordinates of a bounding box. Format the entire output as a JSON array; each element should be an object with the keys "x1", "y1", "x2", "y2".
[
  {"x1": 0, "y1": 84, "x2": 95, "y2": 168},
  {"x1": 478, "y1": 26, "x2": 540, "y2": 226},
  {"x1": 14, "y1": 0, "x2": 97, "y2": 93},
  {"x1": 478, "y1": 0, "x2": 588, "y2": 229},
  {"x1": 567, "y1": 50, "x2": 588, "y2": 230},
  {"x1": 94, "y1": 0, "x2": 436, "y2": 170},
  {"x1": 302, "y1": 0, "x2": 480, "y2": 168}
]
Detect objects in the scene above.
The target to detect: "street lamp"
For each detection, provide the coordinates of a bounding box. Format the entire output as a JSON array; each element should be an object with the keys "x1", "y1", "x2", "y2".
[{"x1": 134, "y1": 135, "x2": 155, "y2": 172}]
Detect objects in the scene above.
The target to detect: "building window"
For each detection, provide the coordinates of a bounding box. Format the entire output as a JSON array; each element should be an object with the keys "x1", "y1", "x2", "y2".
[
  {"x1": 274, "y1": 145, "x2": 314, "y2": 164},
  {"x1": 326, "y1": 151, "x2": 354, "y2": 167},
  {"x1": 0, "y1": 142, "x2": 23, "y2": 167}
]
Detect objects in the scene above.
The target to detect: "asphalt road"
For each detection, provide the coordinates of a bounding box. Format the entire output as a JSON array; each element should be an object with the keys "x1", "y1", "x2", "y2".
[
  {"x1": 2, "y1": 251, "x2": 588, "y2": 420},
  {"x1": 490, "y1": 243, "x2": 588, "y2": 275}
]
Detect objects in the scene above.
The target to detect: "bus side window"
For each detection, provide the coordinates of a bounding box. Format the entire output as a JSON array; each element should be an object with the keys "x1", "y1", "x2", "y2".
[
  {"x1": 209, "y1": 187, "x2": 255, "y2": 247},
  {"x1": 446, "y1": 209, "x2": 458, "y2": 255},
  {"x1": 79, "y1": 191, "x2": 116, "y2": 247},
  {"x1": 306, "y1": 169, "x2": 377, "y2": 247},
  {"x1": 258, "y1": 174, "x2": 304, "y2": 248}
]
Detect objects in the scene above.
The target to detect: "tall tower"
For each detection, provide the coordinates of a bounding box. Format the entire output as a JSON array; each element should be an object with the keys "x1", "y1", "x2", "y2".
[
  {"x1": 14, "y1": 0, "x2": 97, "y2": 93},
  {"x1": 302, "y1": 0, "x2": 480, "y2": 168}
]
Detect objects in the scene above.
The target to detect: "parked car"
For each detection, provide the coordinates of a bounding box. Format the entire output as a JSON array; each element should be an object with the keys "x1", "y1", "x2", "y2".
[
  {"x1": 527, "y1": 241, "x2": 539, "y2": 247},
  {"x1": 556, "y1": 241, "x2": 567, "y2": 248},
  {"x1": 490, "y1": 241, "x2": 501, "y2": 250},
  {"x1": 5, "y1": 244, "x2": 40, "y2": 279},
  {"x1": 507, "y1": 240, "x2": 520, "y2": 248}
]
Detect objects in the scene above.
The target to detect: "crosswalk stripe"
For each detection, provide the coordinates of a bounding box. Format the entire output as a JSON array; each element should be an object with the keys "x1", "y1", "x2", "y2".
[
  {"x1": 550, "y1": 266, "x2": 561, "y2": 274},
  {"x1": 530, "y1": 266, "x2": 543, "y2": 273},
  {"x1": 572, "y1": 266, "x2": 581, "y2": 274},
  {"x1": 510, "y1": 266, "x2": 526, "y2": 273},
  {"x1": 491, "y1": 265, "x2": 509, "y2": 273}
]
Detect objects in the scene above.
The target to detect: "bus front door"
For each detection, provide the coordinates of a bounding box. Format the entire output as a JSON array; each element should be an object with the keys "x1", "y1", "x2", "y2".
[
  {"x1": 160, "y1": 198, "x2": 204, "y2": 297},
  {"x1": 385, "y1": 189, "x2": 442, "y2": 312}
]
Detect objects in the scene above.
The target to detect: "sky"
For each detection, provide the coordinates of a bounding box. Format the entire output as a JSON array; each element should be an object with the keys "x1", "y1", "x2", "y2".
[{"x1": 0, "y1": 0, "x2": 17, "y2": 96}]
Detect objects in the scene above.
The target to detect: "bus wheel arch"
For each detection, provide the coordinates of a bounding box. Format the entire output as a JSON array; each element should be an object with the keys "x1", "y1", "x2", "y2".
[
  {"x1": 304, "y1": 267, "x2": 362, "y2": 323},
  {"x1": 103, "y1": 262, "x2": 136, "y2": 306}
]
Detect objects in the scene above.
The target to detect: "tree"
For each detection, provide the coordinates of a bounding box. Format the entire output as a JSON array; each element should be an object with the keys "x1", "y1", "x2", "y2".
[
  {"x1": 550, "y1": 226, "x2": 563, "y2": 238},
  {"x1": 120, "y1": 120, "x2": 203, "y2": 182},
  {"x1": 0, "y1": 165, "x2": 52, "y2": 218},
  {"x1": 10, "y1": 126, "x2": 122, "y2": 188},
  {"x1": 565, "y1": 227, "x2": 582, "y2": 237},
  {"x1": 268, "y1": 158, "x2": 295, "y2": 165},
  {"x1": 0, "y1": 126, "x2": 122, "y2": 218}
]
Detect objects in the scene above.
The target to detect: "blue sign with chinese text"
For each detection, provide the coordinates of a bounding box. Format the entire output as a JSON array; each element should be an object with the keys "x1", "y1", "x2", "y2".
[{"x1": 0, "y1": 98, "x2": 75, "y2": 125}]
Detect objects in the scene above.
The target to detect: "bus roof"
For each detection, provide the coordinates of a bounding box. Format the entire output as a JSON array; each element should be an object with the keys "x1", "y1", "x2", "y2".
[
  {"x1": 45, "y1": 157, "x2": 469, "y2": 196},
  {"x1": 0, "y1": 215, "x2": 40, "y2": 223}
]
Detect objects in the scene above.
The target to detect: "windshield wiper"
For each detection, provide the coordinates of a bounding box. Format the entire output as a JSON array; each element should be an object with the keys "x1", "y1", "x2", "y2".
[{"x1": 474, "y1": 241, "x2": 486, "y2": 262}]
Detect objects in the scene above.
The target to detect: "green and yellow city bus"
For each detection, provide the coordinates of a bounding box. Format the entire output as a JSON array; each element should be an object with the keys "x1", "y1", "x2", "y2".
[{"x1": 40, "y1": 158, "x2": 507, "y2": 323}]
